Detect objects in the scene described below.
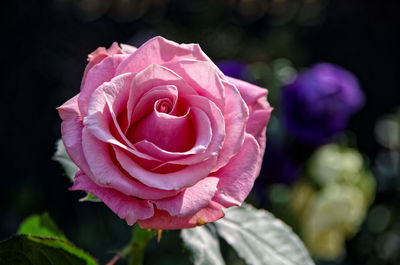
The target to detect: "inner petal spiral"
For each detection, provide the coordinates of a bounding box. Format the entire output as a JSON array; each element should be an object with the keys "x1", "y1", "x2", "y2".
[{"x1": 155, "y1": 98, "x2": 172, "y2": 114}]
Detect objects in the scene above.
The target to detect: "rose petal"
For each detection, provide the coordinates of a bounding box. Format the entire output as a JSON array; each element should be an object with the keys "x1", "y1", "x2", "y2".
[
  {"x1": 178, "y1": 95, "x2": 225, "y2": 158},
  {"x1": 57, "y1": 94, "x2": 91, "y2": 175},
  {"x1": 246, "y1": 103, "x2": 272, "y2": 150},
  {"x1": 164, "y1": 60, "x2": 226, "y2": 110},
  {"x1": 85, "y1": 42, "x2": 122, "y2": 75},
  {"x1": 133, "y1": 107, "x2": 212, "y2": 162},
  {"x1": 225, "y1": 76, "x2": 268, "y2": 106},
  {"x1": 116, "y1": 36, "x2": 213, "y2": 75},
  {"x1": 138, "y1": 201, "x2": 224, "y2": 229},
  {"x1": 212, "y1": 80, "x2": 249, "y2": 172},
  {"x1": 153, "y1": 177, "x2": 219, "y2": 217},
  {"x1": 84, "y1": 73, "x2": 161, "y2": 162},
  {"x1": 113, "y1": 144, "x2": 218, "y2": 190},
  {"x1": 58, "y1": 94, "x2": 81, "y2": 120},
  {"x1": 71, "y1": 172, "x2": 154, "y2": 225},
  {"x1": 129, "y1": 85, "x2": 179, "y2": 127},
  {"x1": 128, "y1": 107, "x2": 194, "y2": 152},
  {"x1": 150, "y1": 95, "x2": 225, "y2": 168},
  {"x1": 81, "y1": 128, "x2": 179, "y2": 199},
  {"x1": 213, "y1": 134, "x2": 261, "y2": 207},
  {"x1": 79, "y1": 54, "x2": 129, "y2": 116},
  {"x1": 127, "y1": 64, "x2": 196, "y2": 125},
  {"x1": 247, "y1": 101, "x2": 272, "y2": 136}
]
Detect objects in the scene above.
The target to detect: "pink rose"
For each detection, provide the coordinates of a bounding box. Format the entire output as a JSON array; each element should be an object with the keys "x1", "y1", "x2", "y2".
[{"x1": 58, "y1": 37, "x2": 272, "y2": 229}]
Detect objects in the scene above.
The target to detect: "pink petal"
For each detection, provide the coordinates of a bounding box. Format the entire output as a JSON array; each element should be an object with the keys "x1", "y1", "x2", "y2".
[
  {"x1": 84, "y1": 73, "x2": 159, "y2": 162},
  {"x1": 129, "y1": 85, "x2": 179, "y2": 127},
  {"x1": 81, "y1": 128, "x2": 178, "y2": 200},
  {"x1": 128, "y1": 106, "x2": 194, "y2": 153},
  {"x1": 226, "y1": 76, "x2": 268, "y2": 106},
  {"x1": 57, "y1": 94, "x2": 91, "y2": 175},
  {"x1": 57, "y1": 94, "x2": 81, "y2": 120},
  {"x1": 212, "y1": 80, "x2": 249, "y2": 172},
  {"x1": 213, "y1": 134, "x2": 261, "y2": 207},
  {"x1": 179, "y1": 95, "x2": 225, "y2": 159},
  {"x1": 71, "y1": 172, "x2": 154, "y2": 225},
  {"x1": 246, "y1": 101, "x2": 272, "y2": 149},
  {"x1": 79, "y1": 54, "x2": 129, "y2": 116},
  {"x1": 133, "y1": 107, "x2": 212, "y2": 162},
  {"x1": 145, "y1": 95, "x2": 225, "y2": 169},
  {"x1": 163, "y1": 60, "x2": 226, "y2": 110},
  {"x1": 138, "y1": 201, "x2": 225, "y2": 230},
  {"x1": 116, "y1": 36, "x2": 212, "y2": 75},
  {"x1": 153, "y1": 177, "x2": 219, "y2": 217},
  {"x1": 113, "y1": 144, "x2": 218, "y2": 190},
  {"x1": 80, "y1": 42, "x2": 124, "y2": 102},
  {"x1": 246, "y1": 99, "x2": 272, "y2": 176},
  {"x1": 86, "y1": 42, "x2": 122, "y2": 68},
  {"x1": 126, "y1": 64, "x2": 196, "y2": 125}
]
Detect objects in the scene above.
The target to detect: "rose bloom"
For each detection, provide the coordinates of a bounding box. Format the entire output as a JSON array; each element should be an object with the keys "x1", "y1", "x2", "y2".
[
  {"x1": 282, "y1": 63, "x2": 364, "y2": 145},
  {"x1": 58, "y1": 37, "x2": 272, "y2": 229}
]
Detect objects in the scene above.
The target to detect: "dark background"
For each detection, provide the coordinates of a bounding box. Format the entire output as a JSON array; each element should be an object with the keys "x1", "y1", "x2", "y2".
[{"x1": 1, "y1": 0, "x2": 399, "y2": 264}]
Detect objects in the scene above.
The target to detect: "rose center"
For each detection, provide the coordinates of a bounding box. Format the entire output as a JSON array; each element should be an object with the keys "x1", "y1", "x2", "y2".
[{"x1": 155, "y1": 98, "x2": 173, "y2": 114}]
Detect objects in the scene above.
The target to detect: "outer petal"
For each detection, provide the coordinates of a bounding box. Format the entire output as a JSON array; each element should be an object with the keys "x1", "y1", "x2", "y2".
[
  {"x1": 79, "y1": 53, "x2": 129, "y2": 116},
  {"x1": 113, "y1": 145, "x2": 218, "y2": 190},
  {"x1": 138, "y1": 201, "x2": 225, "y2": 230},
  {"x1": 84, "y1": 43, "x2": 122, "y2": 80},
  {"x1": 213, "y1": 134, "x2": 261, "y2": 207},
  {"x1": 246, "y1": 97, "x2": 272, "y2": 165},
  {"x1": 212, "y1": 80, "x2": 249, "y2": 172},
  {"x1": 226, "y1": 75, "x2": 272, "y2": 156},
  {"x1": 116, "y1": 36, "x2": 213, "y2": 75},
  {"x1": 58, "y1": 94, "x2": 81, "y2": 121},
  {"x1": 225, "y1": 76, "x2": 268, "y2": 106},
  {"x1": 71, "y1": 172, "x2": 154, "y2": 225},
  {"x1": 57, "y1": 94, "x2": 91, "y2": 176},
  {"x1": 153, "y1": 177, "x2": 219, "y2": 217},
  {"x1": 81, "y1": 128, "x2": 178, "y2": 199}
]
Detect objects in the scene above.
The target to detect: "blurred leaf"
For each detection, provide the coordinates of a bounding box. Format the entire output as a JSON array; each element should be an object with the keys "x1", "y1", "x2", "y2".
[
  {"x1": 18, "y1": 213, "x2": 67, "y2": 240},
  {"x1": 181, "y1": 225, "x2": 225, "y2": 265},
  {"x1": 215, "y1": 203, "x2": 314, "y2": 265},
  {"x1": 0, "y1": 235, "x2": 98, "y2": 265},
  {"x1": 53, "y1": 139, "x2": 79, "y2": 182}
]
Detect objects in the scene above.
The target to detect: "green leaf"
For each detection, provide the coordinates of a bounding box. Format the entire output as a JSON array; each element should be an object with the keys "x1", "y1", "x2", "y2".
[
  {"x1": 79, "y1": 193, "x2": 101, "y2": 202},
  {"x1": 17, "y1": 213, "x2": 67, "y2": 240},
  {"x1": 0, "y1": 235, "x2": 98, "y2": 265},
  {"x1": 215, "y1": 203, "x2": 314, "y2": 265},
  {"x1": 53, "y1": 139, "x2": 100, "y2": 203},
  {"x1": 181, "y1": 225, "x2": 225, "y2": 265},
  {"x1": 53, "y1": 139, "x2": 79, "y2": 182}
]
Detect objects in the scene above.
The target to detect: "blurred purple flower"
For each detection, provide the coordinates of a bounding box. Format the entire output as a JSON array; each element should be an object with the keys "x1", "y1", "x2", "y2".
[
  {"x1": 282, "y1": 63, "x2": 365, "y2": 145},
  {"x1": 216, "y1": 60, "x2": 247, "y2": 79}
]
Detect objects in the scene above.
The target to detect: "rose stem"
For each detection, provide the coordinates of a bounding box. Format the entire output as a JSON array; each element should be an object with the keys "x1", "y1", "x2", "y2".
[{"x1": 129, "y1": 224, "x2": 156, "y2": 265}]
